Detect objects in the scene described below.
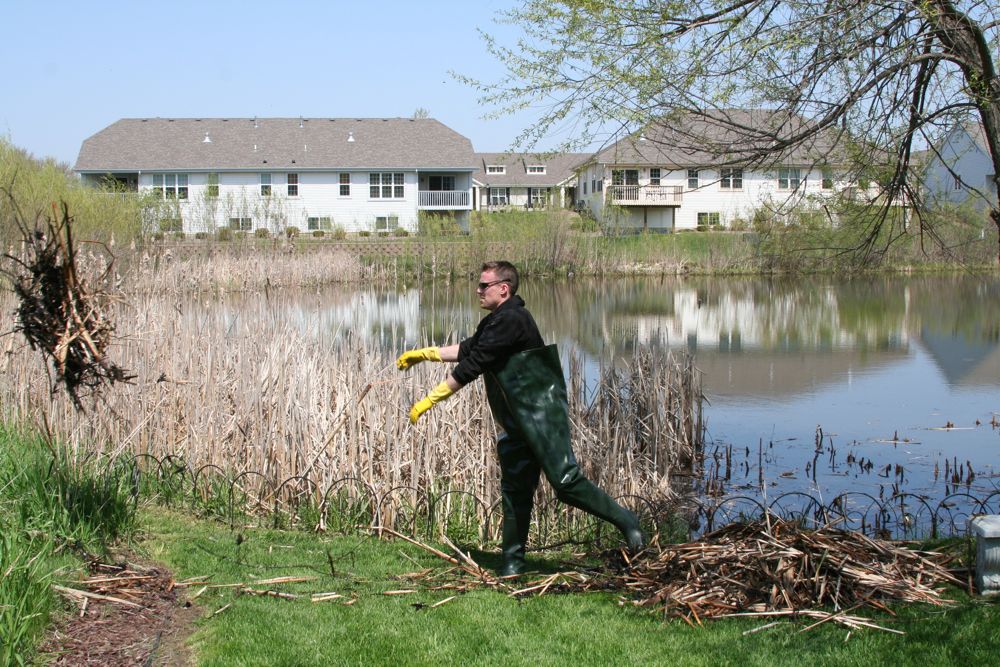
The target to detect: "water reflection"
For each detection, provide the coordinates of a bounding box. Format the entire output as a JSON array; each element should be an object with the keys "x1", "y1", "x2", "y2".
[{"x1": 179, "y1": 274, "x2": 1000, "y2": 502}]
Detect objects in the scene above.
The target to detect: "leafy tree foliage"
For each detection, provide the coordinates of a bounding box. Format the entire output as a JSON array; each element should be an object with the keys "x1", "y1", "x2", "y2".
[{"x1": 463, "y1": 1, "x2": 1000, "y2": 263}]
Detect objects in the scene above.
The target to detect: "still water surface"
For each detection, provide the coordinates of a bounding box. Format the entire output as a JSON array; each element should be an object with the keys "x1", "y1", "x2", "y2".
[{"x1": 210, "y1": 274, "x2": 1000, "y2": 504}]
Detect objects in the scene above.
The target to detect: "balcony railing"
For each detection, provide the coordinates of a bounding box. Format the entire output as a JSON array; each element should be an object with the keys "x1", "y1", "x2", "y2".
[
  {"x1": 418, "y1": 190, "x2": 471, "y2": 209},
  {"x1": 608, "y1": 185, "x2": 683, "y2": 206}
]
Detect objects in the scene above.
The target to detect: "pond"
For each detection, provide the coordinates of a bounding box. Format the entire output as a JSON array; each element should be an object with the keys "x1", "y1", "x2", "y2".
[{"x1": 202, "y1": 273, "x2": 1000, "y2": 510}]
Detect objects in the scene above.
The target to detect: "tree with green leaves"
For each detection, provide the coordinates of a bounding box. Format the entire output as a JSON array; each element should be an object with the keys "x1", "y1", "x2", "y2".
[{"x1": 462, "y1": 1, "x2": 1000, "y2": 263}]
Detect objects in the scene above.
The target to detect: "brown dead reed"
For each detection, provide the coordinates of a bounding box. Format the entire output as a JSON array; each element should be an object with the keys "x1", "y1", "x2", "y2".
[
  {"x1": 1, "y1": 199, "x2": 133, "y2": 409},
  {"x1": 399, "y1": 516, "x2": 961, "y2": 633}
]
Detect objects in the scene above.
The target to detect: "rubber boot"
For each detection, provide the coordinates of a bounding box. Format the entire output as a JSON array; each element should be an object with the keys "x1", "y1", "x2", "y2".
[
  {"x1": 486, "y1": 345, "x2": 647, "y2": 554},
  {"x1": 497, "y1": 433, "x2": 541, "y2": 577}
]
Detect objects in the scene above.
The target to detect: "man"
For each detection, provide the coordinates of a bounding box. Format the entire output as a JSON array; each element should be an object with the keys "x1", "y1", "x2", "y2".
[{"x1": 397, "y1": 261, "x2": 645, "y2": 577}]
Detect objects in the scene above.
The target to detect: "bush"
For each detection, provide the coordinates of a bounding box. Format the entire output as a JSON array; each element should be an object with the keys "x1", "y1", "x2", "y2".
[
  {"x1": 358, "y1": 230, "x2": 371, "y2": 237},
  {"x1": 418, "y1": 212, "x2": 462, "y2": 236},
  {"x1": 194, "y1": 231, "x2": 210, "y2": 240},
  {"x1": 331, "y1": 226, "x2": 347, "y2": 240},
  {"x1": 393, "y1": 228, "x2": 410, "y2": 237},
  {"x1": 172, "y1": 231, "x2": 186, "y2": 240},
  {"x1": 216, "y1": 228, "x2": 234, "y2": 242},
  {"x1": 286, "y1": 226, "x2": 300, "y2": 239},
  {"x1": 254, "y1": 228, "x2": 270, "y2": 239},
  {"x1": 312, "y1": 230, "x2": 325, "y2": 238},
  {"x1": 151, "y1": 232, "x2": 165, "y2": 242}
]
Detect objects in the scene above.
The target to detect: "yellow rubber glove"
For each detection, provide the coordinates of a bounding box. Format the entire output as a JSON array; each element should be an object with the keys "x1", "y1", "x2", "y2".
[
  {"x1": 409, "y1": 381, "x2": 455, "y2": 424},
  {"x1": 396, "y1": 346, "x2": 443, "y2": 370}
]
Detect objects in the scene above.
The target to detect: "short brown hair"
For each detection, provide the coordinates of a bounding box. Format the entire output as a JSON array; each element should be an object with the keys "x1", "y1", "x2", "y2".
[{"x1": 481, "y1": 261, "x2": 519, "y2": 294}]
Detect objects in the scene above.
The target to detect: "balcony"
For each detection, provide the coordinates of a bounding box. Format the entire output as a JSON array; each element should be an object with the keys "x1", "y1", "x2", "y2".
[
  {"x1": 608, "y1": 185, "x2": 683, "y2": 206},
  {"x1": 418, "y1": 190, "x2": 471, "y2": 209}
]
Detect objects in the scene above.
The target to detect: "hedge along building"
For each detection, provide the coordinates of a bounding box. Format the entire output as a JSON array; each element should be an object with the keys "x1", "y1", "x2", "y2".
[
  {"x1": 575, "y1": 109, "x2": 865, "y2": 232},
  {"x1": 74, "y1": 117, "x2": 477, "y2": 235},
  {"x1": 472, "y1": 151, "x2": 589, "y2": 211}
]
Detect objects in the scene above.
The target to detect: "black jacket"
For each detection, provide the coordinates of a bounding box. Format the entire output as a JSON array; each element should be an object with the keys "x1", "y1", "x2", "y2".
[{"x1": 452, "y1": 295, "x2": 545, "y2": 386}]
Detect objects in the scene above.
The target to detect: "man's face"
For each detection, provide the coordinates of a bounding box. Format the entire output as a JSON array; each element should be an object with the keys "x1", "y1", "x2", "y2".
[{"x1": 477, "y1": 270, "x2": 510, "y2": 311}]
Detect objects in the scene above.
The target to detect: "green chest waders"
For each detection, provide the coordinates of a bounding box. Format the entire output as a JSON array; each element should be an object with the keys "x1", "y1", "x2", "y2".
[{"x1": 485, "y1": 345, "x2": 644, "y2": 576}]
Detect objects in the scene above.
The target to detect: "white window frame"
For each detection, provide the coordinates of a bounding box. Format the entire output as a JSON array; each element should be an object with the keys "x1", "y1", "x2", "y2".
[
  {"x1": 821, "y1": 168, "x2": 834, "y2": 190},
  {"x1": 697, "y1": 211, "x2": 721, "y2": 226},
  {"x1": 489, "y1": 187, "x2": 509, "y2": 206},
  {"x1": 260, "y1": 173, "x2": 271, "y2": 197},
  {"x1": 228, "y1": 217, "x2": 253, "y2": 231},
  {"x1": 287, "y1": 173, "x2": 298, "y2": 197},
  {"x1": 486, "y1": 165, "x2": 506, "y2": 174},
  {"x1": 370, "y1": 172, "x2": 404, "y2": 199},
  {"x1": 529, "y1": 188, "x2": 548, "y2": 208},
  {"x1": 778, "y1": 168, "x2": 801, "y2": 190},
  {"x1": 307, "y1": 216, "x2": 332, "y2": 231},
  {"x1": 339, "y1": 173, "x2": 350, "y2": 197},
  {"x1": 152, "y1": 173, "x2": 188, "y2": 200},
  {"x1": 650, "y1": 168, "x2": 661, "y2": 186},
  {"x1": 527, "y1": 165, "x2": 545, "y2": 174},
  {"x1": 687, "y1": 169, "x2": 699, "y2": 189},
  {"x1": 374, "y1": 215, "x2": 399, "y2": 231},
  {"x1": 720, "y1": 168, "x2": 743, "y2": 190},
  {"x1": 206, "y1": 172, "x2": 219, "y2": 198}
]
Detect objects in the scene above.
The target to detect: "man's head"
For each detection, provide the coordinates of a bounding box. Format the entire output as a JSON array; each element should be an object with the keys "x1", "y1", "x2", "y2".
[{"x1": 477, "y1": 261, "x2": 519, "y2": 311}]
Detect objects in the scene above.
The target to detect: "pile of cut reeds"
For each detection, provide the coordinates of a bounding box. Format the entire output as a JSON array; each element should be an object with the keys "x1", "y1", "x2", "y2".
[
  {"x1": 408, "y1": 517, "x2": 963, "y2": 633},
  {"x1": 2, "y1": 199, "x2": 132, "y2": 408},
  {"x1": 622, "y1": 518, "x2": 961, "y2": 627}
]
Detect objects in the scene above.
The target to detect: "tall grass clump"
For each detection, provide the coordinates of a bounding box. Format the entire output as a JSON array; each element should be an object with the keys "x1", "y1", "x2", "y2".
[
  {"x1": 0, "y1": 425, "x2": 139, "y2": 663},
  {"x1": 0, "y1": 138, "x2": 148, "y2": 247},
  {"x1": 0, "y1": 522, "x2": 53, "y2": 667}
]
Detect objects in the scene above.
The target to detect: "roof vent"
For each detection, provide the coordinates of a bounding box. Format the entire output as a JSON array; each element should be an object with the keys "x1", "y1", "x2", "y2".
[
  {"x1": 253, "y1": 117, "x2": 258, "y2": 128},
  {"x1": 253, "y1": 144, "x2": 258, "y2": 152},
  {"x1": 638, "y1": 133, "x2": 647, "y2": 142},
  {"x1": 347, "y1": 132, "x2": 355, "y2": 143},
  {"x1": 202, "y1": 132, "x2": 212, "y2": 144},
  {"x1": 299, "y1": 117, "x2": 304, "y2": 128}
]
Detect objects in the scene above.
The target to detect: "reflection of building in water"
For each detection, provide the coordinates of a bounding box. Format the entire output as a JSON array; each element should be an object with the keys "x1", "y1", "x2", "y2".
[
  {"x1": 919, "y1": 325, "x2": 1000, "y2": 387},
  {"x1": 614, "y1": 288, "x2": 909, "y2": 352}
]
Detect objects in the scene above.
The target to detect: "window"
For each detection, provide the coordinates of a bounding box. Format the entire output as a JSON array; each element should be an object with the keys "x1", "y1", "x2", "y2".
[
  {"x1": 489, "y1": 187, "x2": 509, "y2": 206},
  {"x1": 151, "y1": 173, "x2": 188, "y2": 199},
  {"x1": 287, "y1": 173, "x2": 298, "y2": 197},
  {"x1": 720, "y1": 168, "x2": 743, "y2": 190},
  {"x1": 375, "y1": 215, "x2": 399, "y2": 230},
  {"x1": 529, "y1": 188, "x2": 548, "y2": 208},
  {"x1": 428, "y1": 175, "x2": 455, "y2": 191},
  {"x1": 597, "y1": 179, "x2": 602, "y2": 191},
  {"x1": 582, "y1": 181, "x2": 587, "y2": 195},
  {"x1": 339, "y1": 173, "x2": 350, "y2": 196},
  {"x1": 206, "y1": 173, "x2": 219, "y2": 198},
  {"x1": 591, "y1": 179, "x2": 596, "y2": 193},
  {"x1": 370, "y1": 172, "x2": 404, "y2": 198},
  {"x1": 821, "y1": 168, "x2": 834, "y2": 190},
  {"x1": 611, "y1": 169, "x2": 639, "y2": 185},
  {"x1": 228, "y1": 217, "x2": 252, "y2": 231},
  {"x1": 486, "y1": 165, "x2": 506, "y2": 174},
  {"x1": 778, "y1": 168, "x2": 801, "y2": 190},
  {"x1": 307, "y1": 216, "x2": 332, "y2": 231},
  {"x1": 697, "y1": 212, "x2": 721, "y2": 227},
  {"x1": 527, "y1": 165, "x2": 545, "y2": 174},
  {"x1": 260, "y1": 173, "x2": 271, "y2": 196},
  {"x1": 650, "y1": 168, "x2": 661, "y2": 186},
  {"x1": 688, "y1": 169, "x2": 699, "y2": 189}
]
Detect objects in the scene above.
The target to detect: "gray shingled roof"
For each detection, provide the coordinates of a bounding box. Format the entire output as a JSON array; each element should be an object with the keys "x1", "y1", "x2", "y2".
[
  {"x1": 472, "y1": 152, "x2": 590, "y2": 187},
  {"x1": 75, "y1": 118, "x2": 477, "y2": 172},
  {"x1": 590, "y1": 109, "x2": 852, "y2": 168}
]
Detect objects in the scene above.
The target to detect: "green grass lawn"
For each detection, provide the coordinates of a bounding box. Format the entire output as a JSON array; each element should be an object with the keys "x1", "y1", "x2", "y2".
[{"x1": 141, "y1": 507, "x2": 1000, "y2": 667}]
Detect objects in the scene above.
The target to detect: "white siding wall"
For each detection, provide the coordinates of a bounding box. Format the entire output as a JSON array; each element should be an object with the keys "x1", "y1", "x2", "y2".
[
  {"x1": 141, "y1": 171, "x2": 433, "y2": 234},
  {"x1": 924, "y1": 127, "x2": 995, "y2": 209},
  {"x1": 582, "y1": 164, "x2": 848, "y2": 231}
]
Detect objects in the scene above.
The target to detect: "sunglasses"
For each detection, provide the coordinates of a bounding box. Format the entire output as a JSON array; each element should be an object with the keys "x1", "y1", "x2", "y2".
[{"x1": 476, "y1": 279, "x2": 509, "y2": 292}]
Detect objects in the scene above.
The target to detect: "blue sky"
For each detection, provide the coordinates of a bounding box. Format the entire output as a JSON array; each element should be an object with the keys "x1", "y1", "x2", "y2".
[{"x1": 2, "y1": 0, "x2": 559, "y2": 166}]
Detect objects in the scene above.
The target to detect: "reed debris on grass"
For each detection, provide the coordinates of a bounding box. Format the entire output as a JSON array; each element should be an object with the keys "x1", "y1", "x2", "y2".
[
  {"x1": 396, "y1": 516, "x2": 961, "y2": 632},
  {"x1": 1, "y1": 197, "x2": 133, "y2": 408}
]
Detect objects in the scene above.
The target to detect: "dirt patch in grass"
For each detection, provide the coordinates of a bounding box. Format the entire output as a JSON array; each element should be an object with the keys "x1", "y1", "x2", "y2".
[{"x1": 40, "y1": 559, "x2": 199, "y2": 666}]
